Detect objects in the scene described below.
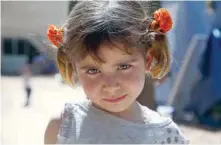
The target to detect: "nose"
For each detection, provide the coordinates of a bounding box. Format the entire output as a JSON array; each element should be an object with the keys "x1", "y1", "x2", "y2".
[{"x1": 103, "y1": 74, "x2": 120, "y2": 93}]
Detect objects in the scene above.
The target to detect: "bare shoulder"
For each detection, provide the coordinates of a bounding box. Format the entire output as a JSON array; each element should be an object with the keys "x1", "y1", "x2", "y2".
[{"x1": 44, "y1": 116, "x2": 61, "y2": 144}]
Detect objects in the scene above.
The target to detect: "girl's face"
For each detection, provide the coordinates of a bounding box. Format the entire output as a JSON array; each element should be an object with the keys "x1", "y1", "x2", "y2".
[{"x1": 75, "y1": 43, "x2": 148, "y2": 113}]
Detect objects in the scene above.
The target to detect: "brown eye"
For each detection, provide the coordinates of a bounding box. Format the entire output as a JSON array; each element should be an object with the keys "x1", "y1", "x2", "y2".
[
  {"x1": 87, "y1": 68, "x2": 100, "y2": 75},
  {"x1": 118, "y1": 64, "x2": 131, "y2": 70}
]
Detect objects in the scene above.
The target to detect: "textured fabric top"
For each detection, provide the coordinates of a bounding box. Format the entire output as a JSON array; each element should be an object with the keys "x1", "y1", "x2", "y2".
[{"x1": 56, "y1": 100, "x2": 189, "y2": 144}]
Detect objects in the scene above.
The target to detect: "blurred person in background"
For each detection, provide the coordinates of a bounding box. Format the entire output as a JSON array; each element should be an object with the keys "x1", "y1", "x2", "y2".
[
  {"x1": 207, "y1": 1, "x2": 221, "y2": 29},
  {"x1": 21, "y1": 63, "x2": 32, "y2": 107},
  {"x1": 162, "y1": 1, "x2": 211, "y2": 79},
  {"x1": 160, "y1": 1, "x2": 212, "y2": 112},
  {"x1": 187, "y1": 1, "x2": 221, "y2": 128}
]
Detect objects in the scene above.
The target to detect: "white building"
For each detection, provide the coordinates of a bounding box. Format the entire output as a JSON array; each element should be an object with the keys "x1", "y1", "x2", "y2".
[{"x1": 1, "y1": 1, "x2": 69, "y2": 74}]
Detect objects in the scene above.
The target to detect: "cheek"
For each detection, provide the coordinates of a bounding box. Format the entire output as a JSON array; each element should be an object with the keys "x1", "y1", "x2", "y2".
[
  {"x1": 120, "y1": 68, "x2": 145, "y2": 95},
  {"x1": 78, "y1": 75, "x2": 100, "y2": 98}
]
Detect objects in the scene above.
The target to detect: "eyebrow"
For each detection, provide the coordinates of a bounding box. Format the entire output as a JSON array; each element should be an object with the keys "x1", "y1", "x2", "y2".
[
  {"x1": 79, "y1": 58, "x2": 138, "y2": 70},
  {"x1": 115, "y1": 58, "x2": 138, "y2": 66},
  {"x1": 80, "y1": 65, "x2": 99, "y2": 70}
]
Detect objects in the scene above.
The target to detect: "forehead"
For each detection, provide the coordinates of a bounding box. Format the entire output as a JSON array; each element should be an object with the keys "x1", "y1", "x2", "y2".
[{"x1": 76, "y1": 43, "x2": 145, "y2": 65}]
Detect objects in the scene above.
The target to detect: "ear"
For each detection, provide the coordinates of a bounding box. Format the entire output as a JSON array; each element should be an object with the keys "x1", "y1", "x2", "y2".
[
  {"x1": 145, "y1": 49, "x2": 158, "y2": 72},
  {"x1": 145, "y1": 52, "x2": 153, "y2": 72},
  {"x1": 145, "y1": 48, "x2": 154, "y2": 71}
]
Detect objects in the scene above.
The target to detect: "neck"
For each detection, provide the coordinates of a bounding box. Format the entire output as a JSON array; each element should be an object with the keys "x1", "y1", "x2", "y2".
[{"x1": 93, "y1": 101, "x2": 145, "y2": 123}]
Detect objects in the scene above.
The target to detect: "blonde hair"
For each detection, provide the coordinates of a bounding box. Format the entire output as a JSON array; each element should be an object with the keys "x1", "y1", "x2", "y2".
[
  {"x1": 149, "y1": 35, "x2": 171, "y2": 79},
  {"x1": 56, "y1": 1, "x2": 171, "y2": 86}
]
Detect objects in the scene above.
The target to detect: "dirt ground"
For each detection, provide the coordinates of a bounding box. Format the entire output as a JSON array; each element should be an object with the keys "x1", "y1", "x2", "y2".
[{"x1": 1, "y1": 76, "x2": 220, "y2": 144}]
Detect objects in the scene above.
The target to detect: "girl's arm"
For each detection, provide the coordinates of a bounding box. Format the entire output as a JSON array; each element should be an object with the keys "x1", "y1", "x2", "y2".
[{"x1": 44, "y1": 117, "x2": 61, "y2": 144}]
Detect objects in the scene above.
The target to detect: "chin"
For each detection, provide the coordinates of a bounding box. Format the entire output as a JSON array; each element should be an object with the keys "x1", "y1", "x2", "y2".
[
  {"x1": 91, "y1": 95, "x2": 136, "y2": 113},
  {"x1": 99, "y1": 100, "x2": 133, "y2": 113}
]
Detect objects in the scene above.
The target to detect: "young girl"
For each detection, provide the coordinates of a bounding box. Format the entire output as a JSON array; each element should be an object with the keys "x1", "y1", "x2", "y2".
[{"x1": 45, "y1": 1, "x2": 189, "y2": 144}]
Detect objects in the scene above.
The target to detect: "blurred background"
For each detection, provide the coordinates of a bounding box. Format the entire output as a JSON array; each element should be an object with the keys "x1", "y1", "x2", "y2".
[{"x1": 1, "y1": 1, "x2": 221, "y2": 144}]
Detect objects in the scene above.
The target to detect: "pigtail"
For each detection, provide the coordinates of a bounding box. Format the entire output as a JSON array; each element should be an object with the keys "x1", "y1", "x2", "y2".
[
  {"x1": 147, "y1": 8, "x2": 173, "y2": 79},
  {"x1": 47, "y1": 24, "x2": 77, "y2": 86},
  {"x1": 148, "y1": 34, "x2": 171, "y2": 79},
  {"x1": 56, "y1": 49, "x2": 75, "y2": 86}
]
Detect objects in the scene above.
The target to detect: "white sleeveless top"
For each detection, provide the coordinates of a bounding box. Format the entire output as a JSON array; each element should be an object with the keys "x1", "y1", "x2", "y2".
[{"x1": 56, "y1": 100, "x2": 189, "y2": 144}]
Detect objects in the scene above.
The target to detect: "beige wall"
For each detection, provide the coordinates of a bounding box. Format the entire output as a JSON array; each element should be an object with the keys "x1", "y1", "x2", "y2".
[{"x1": 2, "y1": 1, "x2": 69, "y2": 40}]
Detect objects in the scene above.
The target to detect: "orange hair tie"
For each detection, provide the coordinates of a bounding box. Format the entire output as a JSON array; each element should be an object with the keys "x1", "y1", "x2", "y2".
[
  {"x1": 151, "y1": 8, "x2": 173, "y2": 33},
  {"x1": 47, "y1": 24, "x2": 64, "y2": 48},
  {"x1": 47, "y1": 8, "x2": 173, "y2": 48}
]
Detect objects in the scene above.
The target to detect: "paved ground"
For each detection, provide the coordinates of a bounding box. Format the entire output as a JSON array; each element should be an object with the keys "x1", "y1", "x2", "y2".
[{"x1": 1, "y1": 76, "x2": 221, "y2": 144}]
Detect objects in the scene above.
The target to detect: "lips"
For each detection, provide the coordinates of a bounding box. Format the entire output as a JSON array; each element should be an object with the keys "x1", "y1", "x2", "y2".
[{"x1": 103, "y1": 94, "x2": 127, "y2": 103}]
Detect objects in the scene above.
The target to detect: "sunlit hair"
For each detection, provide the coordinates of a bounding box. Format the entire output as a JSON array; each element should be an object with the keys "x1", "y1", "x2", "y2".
[{"x1": 56, "y1": 1, "x2": 171, "y2": 86}]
